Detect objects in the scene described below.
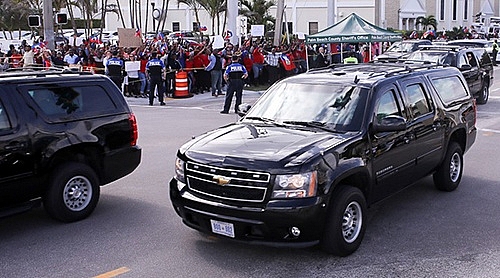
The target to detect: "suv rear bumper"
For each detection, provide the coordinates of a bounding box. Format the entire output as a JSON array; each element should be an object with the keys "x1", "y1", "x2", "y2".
[
  {"x1": 169, "y1": 178, "x2": 328, "y2": 247},
  {"x1": 102, "y1": 146, "x2": 142, "y2": 184}
]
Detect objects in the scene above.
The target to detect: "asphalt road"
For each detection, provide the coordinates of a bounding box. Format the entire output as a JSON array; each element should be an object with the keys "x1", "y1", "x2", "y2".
[{"x1": 1, "y1": 73, "x2": 500, "y2": 278}]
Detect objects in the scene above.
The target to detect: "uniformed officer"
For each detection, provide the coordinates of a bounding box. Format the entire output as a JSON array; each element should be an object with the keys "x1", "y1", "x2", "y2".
[
  {"x1": 106, "y1": 50, "x2": 125, "y2": 92},
  {"x1": 221, "y1": 55, "x2": 248, "y2": 114},
  {"x1": 146, "y1": 52, "x2": 166, "y2": 106}
]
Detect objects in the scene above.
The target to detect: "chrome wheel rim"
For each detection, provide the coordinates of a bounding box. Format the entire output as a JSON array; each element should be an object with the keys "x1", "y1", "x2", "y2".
[
  {"x1": 342, "y1": 201, "x2": 362, "y2": 243},
  {"x1": 63, "y1": 175, "x2": 92, "y2": 211},
  {"x1": 449, "y1": 153, "x2": 462, "y2": 183}
]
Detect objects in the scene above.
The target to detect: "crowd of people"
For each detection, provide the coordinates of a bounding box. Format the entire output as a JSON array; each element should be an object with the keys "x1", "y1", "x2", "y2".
[{"x1": 0, "y1": 32, "x2": 397, "y2": 110}]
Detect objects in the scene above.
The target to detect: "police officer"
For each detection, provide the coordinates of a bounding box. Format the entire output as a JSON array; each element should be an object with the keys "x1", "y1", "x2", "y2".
[
  {"x1": 106, "y1": 50, "x2": 125, "y2": 93},
  {"x1": 146, "y1": 52, "x2": 166, "y2": 106},
  {"x1": 221, "y1": 55, "x2": 248, "y2": 114}
]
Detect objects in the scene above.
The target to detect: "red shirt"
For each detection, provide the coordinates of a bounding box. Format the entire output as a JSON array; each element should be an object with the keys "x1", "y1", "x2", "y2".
[{"x1": 252, "y1": 48, "x2": 265, "y2": 64}]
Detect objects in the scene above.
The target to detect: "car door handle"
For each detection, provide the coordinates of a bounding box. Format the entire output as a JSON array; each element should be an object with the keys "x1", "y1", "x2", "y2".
[{"x1": 5, "y1": 142, "x2": 26, "y2": 151}]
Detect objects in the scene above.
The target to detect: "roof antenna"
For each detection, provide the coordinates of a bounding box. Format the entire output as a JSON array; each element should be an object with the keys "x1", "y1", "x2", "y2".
[{"x1": 354, "y1": 75, "x2": 359, "y2": 84}]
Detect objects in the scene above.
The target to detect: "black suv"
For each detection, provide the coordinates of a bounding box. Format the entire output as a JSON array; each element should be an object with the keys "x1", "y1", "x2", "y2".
[
  {"x1": 170, "y1": 63, "x2": 477, "y2": 256},
  {"x1": 375, "y1": 39, "x2": 432, "y2": 62},
  {"x1": 403, "y1": 45, "x2": 493, "y2": 104},
  {"x1": 0, "y1": 69, "x2": 141, "y2": 222}
]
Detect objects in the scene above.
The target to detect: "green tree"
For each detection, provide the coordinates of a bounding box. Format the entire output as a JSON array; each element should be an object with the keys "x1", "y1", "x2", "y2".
[
  {"x1": 197, "y1": 0, "x2": 226, "y2": 35},
  {"x1": 416, "y1": 15, "x2": 438, "y2": 31},
  {"x1": 240, "y1": 0, "x2": 275, "y2": 32}
]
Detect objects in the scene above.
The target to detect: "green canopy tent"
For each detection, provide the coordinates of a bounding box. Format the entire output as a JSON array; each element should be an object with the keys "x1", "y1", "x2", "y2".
[{"x1": 305, "y1": 13, "x2": 402, "y2": 67}]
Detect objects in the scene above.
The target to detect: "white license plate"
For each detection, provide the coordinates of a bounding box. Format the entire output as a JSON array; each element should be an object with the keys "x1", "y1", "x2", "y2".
[{"x1": 210, "y1": 219, "x2": 235, "y2": 238}]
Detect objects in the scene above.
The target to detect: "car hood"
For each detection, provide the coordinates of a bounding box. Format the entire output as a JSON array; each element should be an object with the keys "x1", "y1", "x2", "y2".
[{"x1": 180, "y1": 123, "x2": 353, "y2": 169}]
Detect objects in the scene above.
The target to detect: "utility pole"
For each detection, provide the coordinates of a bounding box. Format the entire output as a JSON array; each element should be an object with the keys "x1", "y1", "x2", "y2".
[
  {"x1": 274, "y1": 0, "x2": 284, "y2": 46},
  {"x1": 227, "y1": 0, "x2": 238, "y2": 45},
  {"x1": 43, "y1": 0, "x2": 55, "y2": 49}
]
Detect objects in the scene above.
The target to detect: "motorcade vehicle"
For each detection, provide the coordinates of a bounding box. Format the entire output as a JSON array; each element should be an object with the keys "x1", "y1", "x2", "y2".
[
  {"x1": 170, "y1": 63, "x2": 477, "y2": 256},
  {"x1": 403, "y1": 45, "x2": 493, "y2": 104},
  {"x1": 0, "y1": 68, "x2": 142, "y2": 222},
  {"x1": 375, "y1": 39, "x2": 432, "y2": 62}
]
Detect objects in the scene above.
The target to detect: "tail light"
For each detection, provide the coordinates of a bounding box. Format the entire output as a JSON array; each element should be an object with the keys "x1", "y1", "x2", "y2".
[{"x1": 129, "y1": 113, "x2": 138, "y2": 146}]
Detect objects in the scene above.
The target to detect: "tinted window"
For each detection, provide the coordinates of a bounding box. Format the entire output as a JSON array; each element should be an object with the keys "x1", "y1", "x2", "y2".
[
  {"x1": 375, "y1": 89, "x2": 402, "y2": 123},
  {"x1": 0, "y1": 99, "x2": 12, "y2": 131},
  {"x1": 431, "y1": 75, "x2": 469, "y2": 104},
  {"x1": 26, "y1": 85, "x2": 117, "y2": 117},
  {"x1": 405, "y1": 83, "x2": 431, "y2": 117}
]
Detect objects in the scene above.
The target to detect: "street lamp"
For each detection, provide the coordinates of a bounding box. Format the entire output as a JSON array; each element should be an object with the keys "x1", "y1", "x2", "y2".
[{"x1": 151, "y1": 0, "x2": 156, "y2": 34}]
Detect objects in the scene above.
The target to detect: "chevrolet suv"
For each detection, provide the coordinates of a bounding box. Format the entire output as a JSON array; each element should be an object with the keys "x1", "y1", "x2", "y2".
[
  {"x1": 170, "y1": 63, "x2": 477, "y2": 256},
  {"x1": 0, "y1": 69, "x2": 141, "y2": 222},
  {"x1": 403, "y1": 45, "x2": 493, "y2": 104}
]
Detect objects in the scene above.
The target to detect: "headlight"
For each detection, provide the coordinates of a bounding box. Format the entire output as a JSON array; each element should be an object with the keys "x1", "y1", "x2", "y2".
[
  {"x1": 272, "y1": 171, "x2": 317, "y2": 199},
  {"x1": 174, "y1": 157, "x2": 186, "y2": 183}
]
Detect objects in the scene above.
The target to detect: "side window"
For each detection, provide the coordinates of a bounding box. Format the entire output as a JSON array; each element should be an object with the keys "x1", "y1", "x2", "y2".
[
  {"x1": 26, "y1": 85, "x2": 117, "y2": 118},
  {"x1": 431, "y1": 75, "x2": 469, "y2": 104},
  {"x1": 0, "y1": 99, "x2": 12, "y2": 131},
  {"x1": 466, "y1": 52, "x2": 478, "y2": 67},
  {"x1": 405, "y1": 83, "x2": 431, "y2": 118},
  {"x1": 375, "y1": 89, "x2": 402, "y2": 124},
  {"x1": 458, "y1": 54, "x2": 468, "y2": 68}
]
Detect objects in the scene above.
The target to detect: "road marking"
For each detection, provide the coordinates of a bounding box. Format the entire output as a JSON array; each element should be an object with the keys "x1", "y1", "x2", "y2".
[
  {"x1": 479, "y1": 128, "x2": 500, "y2": 134},
  {"x1": 93, "y1": 267, "x2": 130, "y2": 278}
]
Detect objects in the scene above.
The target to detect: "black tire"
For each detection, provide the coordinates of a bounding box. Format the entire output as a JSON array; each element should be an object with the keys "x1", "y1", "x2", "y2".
[
  {"x1": 476, "y1": 81, "x2": 489, "y2": 105},
  {"x1": 433, "y1": 142, "x2": 463, "y2": 192},
  {"x1": 43, "y1": 162, "x2": 100, "y2": 222},
  {"x1": 321, "y1": 186, "x2": 367, "y2": 256}
]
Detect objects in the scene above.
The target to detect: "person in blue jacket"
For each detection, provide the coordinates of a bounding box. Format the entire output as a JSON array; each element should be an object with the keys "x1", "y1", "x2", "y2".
[
  {"x1": 221, "y1": 55, "x2": 248, "y2": 114},
  {"x1": 146, "y1": 52, "x2": 166, "y2": 106}
]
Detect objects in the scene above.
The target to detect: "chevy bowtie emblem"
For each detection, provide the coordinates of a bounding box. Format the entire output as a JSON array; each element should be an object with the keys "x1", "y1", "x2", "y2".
[{"x1": 213, "y1": 175, "x2": 231, "y2": 186}]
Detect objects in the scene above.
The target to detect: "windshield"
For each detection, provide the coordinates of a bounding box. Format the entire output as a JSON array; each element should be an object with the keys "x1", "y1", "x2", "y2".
[
  {"x1": 243, "y1": 82, "x2": 368, "y2": 132},
  {"x1": 386, "y1": 41, "x2": 415, "y2": 53},
  {"x1": 405, "y1": 52, "x2": 456, "y2": 65}
]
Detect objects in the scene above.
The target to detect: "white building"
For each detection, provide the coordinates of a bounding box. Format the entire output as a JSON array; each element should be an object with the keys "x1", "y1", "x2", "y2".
[{"x1": 102, "y1": 0, "x2": 500, "y2": 36}]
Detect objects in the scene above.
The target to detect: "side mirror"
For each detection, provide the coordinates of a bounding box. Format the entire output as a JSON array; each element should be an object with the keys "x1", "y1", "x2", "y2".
[
  {"x1": 372, "y1": 115, "x2": 407, "y2": 133},
  {"x1": 460, "y1": 64, "x2": 472, "y2": 71},
  {"x1": 237, "y1": 103, "x2": 251, "y2": 116}
]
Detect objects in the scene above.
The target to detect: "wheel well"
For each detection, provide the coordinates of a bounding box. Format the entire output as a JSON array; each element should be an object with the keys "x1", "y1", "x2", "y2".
[
  {"x1": 330, "y1": 170, "x2": 370, "y2": 202},
  {"x1": 449, "y1": 128, "x2": 466, "y2": 152},
  {"x1": 47, "y1": 144, "x2": 104, "y2": 184}
]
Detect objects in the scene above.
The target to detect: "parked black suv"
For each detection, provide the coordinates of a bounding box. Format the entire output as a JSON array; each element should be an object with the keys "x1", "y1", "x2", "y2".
[
  {"x1": 0, "y1": 69, "x2": 141, "y2": 222},
  {"x1": 170, "y1": 63, "x2": 477, "y2": 256},
  {"x1": 403, "y1": 45, "x2": 493, "y2": 104}
]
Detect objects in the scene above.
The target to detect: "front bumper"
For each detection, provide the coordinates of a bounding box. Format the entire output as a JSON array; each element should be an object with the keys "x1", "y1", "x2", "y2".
[{"x1": 169, "y1": 178, "x2": 329, "y2": 247}]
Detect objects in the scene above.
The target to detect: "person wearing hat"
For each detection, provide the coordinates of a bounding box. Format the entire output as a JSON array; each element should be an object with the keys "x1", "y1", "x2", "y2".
[{"x1": 220, "y1": 55, "x2": 248, "y2": 114}]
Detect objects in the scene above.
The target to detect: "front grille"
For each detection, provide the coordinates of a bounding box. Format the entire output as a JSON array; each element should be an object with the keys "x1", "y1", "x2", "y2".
[{"x1": 186, "y1": 162, "x2": 270, "y2": 202}]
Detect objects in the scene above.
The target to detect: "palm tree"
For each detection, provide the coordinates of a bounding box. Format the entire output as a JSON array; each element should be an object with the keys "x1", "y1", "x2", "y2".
[
  {"x1": 416, "y1": 15, "x2": 437, "y2": 31},
  {"x1": 240, "y1": 0, "x2": 275, "y2": 31},
  {"x1": 177, "y1": 0, "x2": 203, "y2": 38},
  {"x1": 447, "y1": 26, "x2": 466, "y2": 40},
  {"x1": 197, "y1": 0, "x2": 226, "y2": 35}
]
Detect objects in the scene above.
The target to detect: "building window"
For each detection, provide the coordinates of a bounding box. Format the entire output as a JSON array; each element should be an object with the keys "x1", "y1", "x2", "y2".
[
  {"x1": 172, "y1": 22, "x2": 180, "y2": 32},
  {"x1": 452, "y1": 0, "x2": 457, "y2": 21},
  {"x1": 464, "y1": 0, "x2": 468, "y2": 20},
  {"x1": 193, "y1": 22, "x2": 199, "y2": 32},
  {"x1": 440, "y1": 0, "x2": 445, "y2": 21},
  {"x1": 309, "y1": 22, "x2": 318, "y2": 35}
]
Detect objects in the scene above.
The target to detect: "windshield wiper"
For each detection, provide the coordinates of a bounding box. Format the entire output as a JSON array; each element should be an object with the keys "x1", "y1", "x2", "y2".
[
  {"x1": 244, "y1": 116, "x2": 284, "y2": 126},
  {"x1": 282, "y1": 121, "x2": 335, "y2": 132}
]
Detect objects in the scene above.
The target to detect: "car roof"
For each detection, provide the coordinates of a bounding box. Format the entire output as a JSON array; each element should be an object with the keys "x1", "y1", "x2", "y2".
[
  {"x1": 287, "y1": 63, "x2": 457, "y2": 88},
  {"x1": 0, "y1": 68, "x2": 102, "y2": 84}
]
